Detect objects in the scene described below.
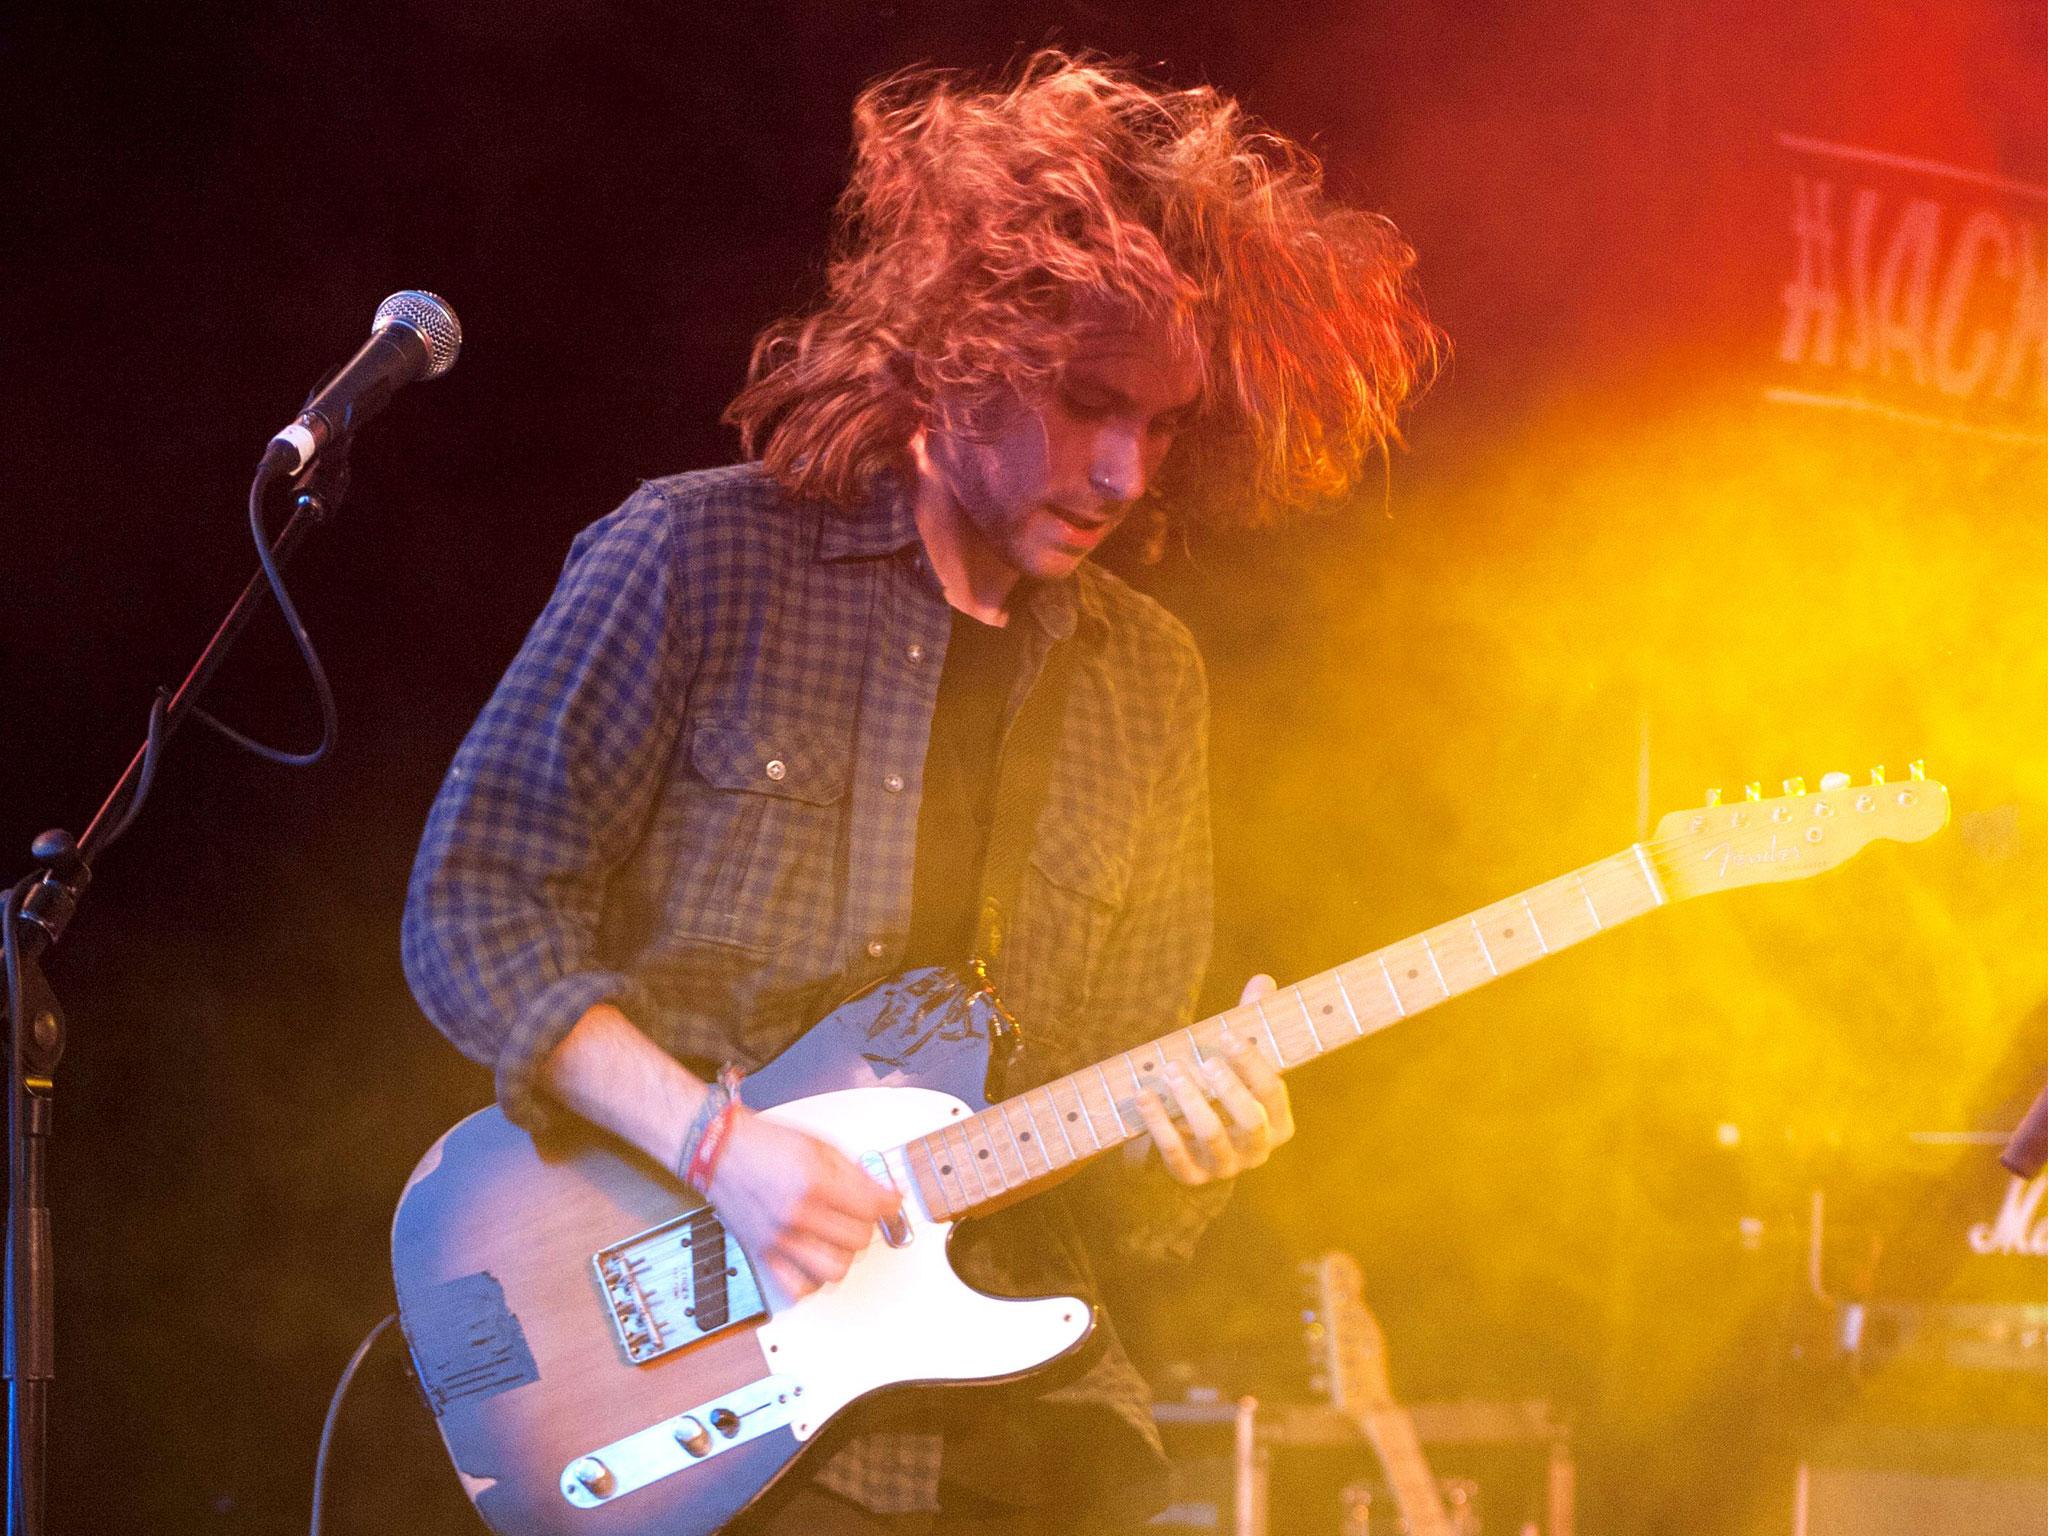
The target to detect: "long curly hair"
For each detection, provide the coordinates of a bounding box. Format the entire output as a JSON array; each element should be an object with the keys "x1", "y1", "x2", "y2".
[{"x1": 725, "y1": 50, "x2": 1444, "y2": 528}]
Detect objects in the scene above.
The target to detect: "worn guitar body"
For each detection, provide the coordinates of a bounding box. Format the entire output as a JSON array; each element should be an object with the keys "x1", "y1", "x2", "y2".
[{"x1": 391, "y1": 967, "x2": 1094, "y2": 1536}]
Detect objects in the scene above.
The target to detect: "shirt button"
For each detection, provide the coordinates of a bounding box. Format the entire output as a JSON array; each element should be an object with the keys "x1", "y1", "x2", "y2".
[
  {"x1": 905, "y1": 642, "x2": 925, "y2": 663},
  {"x1": 883, "y1": 772, "x2": 905, "y2": 793},
  {"x1": 866, "y1": 939, "x2": 886, "y2": 959},
  {"x1": 764, "y1": 759, "x2": 787, "y2": 781}
]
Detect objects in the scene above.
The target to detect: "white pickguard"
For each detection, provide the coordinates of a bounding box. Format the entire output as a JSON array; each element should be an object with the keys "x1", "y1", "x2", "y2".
[{"x1": 751, "y1": 1086, "x2": 1092, "y2": 1440}]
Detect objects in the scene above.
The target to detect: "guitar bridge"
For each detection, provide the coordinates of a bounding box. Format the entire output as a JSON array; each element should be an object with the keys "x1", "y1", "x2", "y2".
[{"x1": 594, "y1": 1206, "x2": 766, "y2": 1364}]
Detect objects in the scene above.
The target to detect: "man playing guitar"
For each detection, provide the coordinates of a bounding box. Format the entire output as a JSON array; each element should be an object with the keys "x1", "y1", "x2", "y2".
[{"x1": 402, "y1": 50, "x2": 1438, "y2": 1533}]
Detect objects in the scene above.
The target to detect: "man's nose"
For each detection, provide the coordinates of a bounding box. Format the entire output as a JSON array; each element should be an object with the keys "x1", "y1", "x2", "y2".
[{"x1": 1088, "y1": 429, "x2": 1146, "y2": 505}]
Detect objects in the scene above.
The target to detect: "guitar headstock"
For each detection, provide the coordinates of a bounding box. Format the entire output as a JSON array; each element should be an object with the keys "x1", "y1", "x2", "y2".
[
  {"x1": 1304, "y1": 1250, "x2": 1394, "y2": 1418},
  {"x1": 1650, "y1": 764, "x2": 1949, "y2": 902}
]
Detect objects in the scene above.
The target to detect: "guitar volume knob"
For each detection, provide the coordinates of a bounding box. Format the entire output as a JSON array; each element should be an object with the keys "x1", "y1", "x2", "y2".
[{"x1": 569, "y1": 1457, "x2": 615, "y2": 1496}]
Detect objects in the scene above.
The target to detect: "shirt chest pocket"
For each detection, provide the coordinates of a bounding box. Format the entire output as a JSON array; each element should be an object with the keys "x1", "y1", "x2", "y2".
[
  {"x1": 664, "y1": 720, "x2": 852, "y2": 953},
  {"x1": 1015, "y1": 804, "x2": 1134, "y2": 1016}
]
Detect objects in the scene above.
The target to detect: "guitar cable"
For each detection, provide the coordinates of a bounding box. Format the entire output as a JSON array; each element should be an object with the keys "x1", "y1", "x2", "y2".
[{"x1": 308, "y1": 1311, "x2": 397, "y2": 1536}]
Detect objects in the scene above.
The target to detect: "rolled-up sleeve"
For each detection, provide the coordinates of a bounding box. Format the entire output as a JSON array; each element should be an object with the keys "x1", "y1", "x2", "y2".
[{"x1": 401, "y1": 483, "x2": 694, "y2": 1129}]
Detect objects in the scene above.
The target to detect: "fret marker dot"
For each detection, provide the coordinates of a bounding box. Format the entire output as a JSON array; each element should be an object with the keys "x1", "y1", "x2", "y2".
[
  {"x1": 1407, "y1": 968, "x2": 1419, "y2": 980},
  {"x1": 1066, "y1": 1112, "x2": 1078, "y2": 1121},
  {"x1": 977, "y1": 1150, "x2": 989, "y2": 1160},
  {"x1": 1505, "y1": 928, "x2": 1515, "y2": 937},
  {"x1": 939, "y1": 1165, "x2": 952, "y2": 1176},
  {"x1": 1142, "y1": 1061, "x2": 1154, "y2": 1071},
  {"x1": 1019, "y1": 1131, "x2": 1031, "y2": 1142},
  {"x1": 1321, "y1": 1004, "x2": 1333, "y2": 1014}
]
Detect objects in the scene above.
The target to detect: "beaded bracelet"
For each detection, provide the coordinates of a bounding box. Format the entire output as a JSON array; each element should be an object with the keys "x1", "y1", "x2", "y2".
[{"x1": 676, "y1": 1063, "x2": 744, "y2": 1195}]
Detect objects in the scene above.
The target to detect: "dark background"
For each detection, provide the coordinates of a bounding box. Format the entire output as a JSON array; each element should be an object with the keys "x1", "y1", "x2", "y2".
[{"x1": 7, "y1": 2, "x2": 2048, "y2": 1532}]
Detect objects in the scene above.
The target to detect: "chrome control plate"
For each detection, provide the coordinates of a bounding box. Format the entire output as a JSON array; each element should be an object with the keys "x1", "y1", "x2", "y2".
[{"x1": 559, "y1": 1373, "x2": 798, "y2": 1508}]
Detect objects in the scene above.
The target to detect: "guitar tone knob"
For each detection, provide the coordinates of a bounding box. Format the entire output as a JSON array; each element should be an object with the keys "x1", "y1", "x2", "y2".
[{"x1": 673, "y1": 1416, "x2": 712, "y2": 1457}]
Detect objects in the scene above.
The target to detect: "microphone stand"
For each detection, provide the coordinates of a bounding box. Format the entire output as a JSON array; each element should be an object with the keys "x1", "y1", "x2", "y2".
[{"x1": 4, "y1": 451, "x2": 348, "y2": 1536}]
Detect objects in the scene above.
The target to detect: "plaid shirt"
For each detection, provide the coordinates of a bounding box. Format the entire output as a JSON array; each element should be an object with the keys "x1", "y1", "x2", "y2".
[{"x1": 402, "y1": 464, "x2": 1225, "y2": 1515}]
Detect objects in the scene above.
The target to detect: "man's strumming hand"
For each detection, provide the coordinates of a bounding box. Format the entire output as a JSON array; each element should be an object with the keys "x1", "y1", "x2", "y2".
[
  {"x1": 1132, "y1": 972, "x2": 1298, "y2": 1187},
  {"x1": 708, "y1": 1109, "x2": 902, "y2": 1301}
]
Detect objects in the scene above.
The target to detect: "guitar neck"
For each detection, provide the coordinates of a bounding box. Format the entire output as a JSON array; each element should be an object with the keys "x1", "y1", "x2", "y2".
[{"x1": 900, "y1": 844, "x2": 1667, "y2": 1223}]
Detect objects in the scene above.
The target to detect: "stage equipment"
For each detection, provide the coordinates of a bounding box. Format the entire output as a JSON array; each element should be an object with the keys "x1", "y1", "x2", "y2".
[
  {"x1": 266, "y1": 290, "x2": 462, "y2": 474},
  {"x1": 1789, "y1": 1125, "x2": 2048, "y2": 1535},
  {"x1": 2, "y1": 291, "x2": 460, "y2": 1536},
  {"x1": 1151, "y1": 1392, "x2": 1567, "y2": 1536},
  {"x1": 391, "y1": 773, "x2": 1945, "y2": 1535},
  {"x1": 1304, "y1": 1250, "x2": 1456, "y2": 1536},
  {"x1": 1998, "y1": 1079, "x2": 2048, "y2": 1179}
]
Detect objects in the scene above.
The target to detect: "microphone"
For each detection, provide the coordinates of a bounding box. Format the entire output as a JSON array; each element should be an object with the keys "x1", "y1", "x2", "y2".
[{"x1": 266, "y1": 290, "x2": 462, "y2": 474}]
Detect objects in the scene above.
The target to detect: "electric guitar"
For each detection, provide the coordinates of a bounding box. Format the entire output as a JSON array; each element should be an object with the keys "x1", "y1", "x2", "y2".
[
  {"x1": 391, "y1": 769, "x2": 1948, "y2": 1534},
  {"x1": 1308, "y1": 1250, "x2": 1459, "y2": 1536}
]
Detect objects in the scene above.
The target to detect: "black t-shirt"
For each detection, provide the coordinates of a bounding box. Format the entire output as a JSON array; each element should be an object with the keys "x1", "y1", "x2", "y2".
[{"x1": 902, "y1": 606, "x2": 1027, "y2": 970}]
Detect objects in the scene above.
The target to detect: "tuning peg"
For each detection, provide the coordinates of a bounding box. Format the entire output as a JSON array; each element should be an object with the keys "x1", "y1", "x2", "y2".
[
  {"x1": 1909, "y1": 760, "x2": 1926, "y2": 781},
  {"x1": 1745, "y1": 783, "x2": 1763, "y2": 802},
  {"x1": 1870, "y1": 767, "x2": 1886, "y2": 786},
  {"x1": 1820, "y1": 771, "x2": 1850, "y2": 791},
  {"x1": 1703, "y1": 787, "x2": 1723, "y2": 808},
  {"x1": 1782, "y1": 777, "x2": 1806, "y2": 796}
]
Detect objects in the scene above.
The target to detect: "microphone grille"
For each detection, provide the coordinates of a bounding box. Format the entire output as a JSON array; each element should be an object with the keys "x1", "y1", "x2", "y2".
[{"x1": 373, "y1": 290, "x2": 463, "y2": 379}]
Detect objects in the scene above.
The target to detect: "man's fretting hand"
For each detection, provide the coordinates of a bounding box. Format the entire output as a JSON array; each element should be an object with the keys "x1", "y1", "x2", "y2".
[
  {"x1": 707, "y1": 1109, "x2": 902, "y2": 1300},
  {"x1": 1132, "y1": 972, "x2": 1298, "y2": 1186}
]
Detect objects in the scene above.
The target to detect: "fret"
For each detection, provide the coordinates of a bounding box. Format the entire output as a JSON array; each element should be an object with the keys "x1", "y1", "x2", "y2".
[
  {"x1": 949, "y1": 1120, "x2": 993, "y2": 1202},
  {"x1": 1095, "y1": 1064, "x2": 1130, "y2": 1135},
  {"x1": 1632, "y1": 843, "x2": 1668, "y2": 906},
  {"x1": 1062, "y1": 1075, "x2": 1105, "y2": 1149},
  {"x1": 1122, "y1": 1050, "x2": 1149, "y2": 1108},
  {"x1": 990, "y1": 1104, "x2": 1032, "y2": 1185},
  {"x1": 1419, "y1": 934, "x2": 1451, "y2": 997},
  {"x1": 1293, "y1": 988, "x2": 1324, "y2": 1054},
  {"x1": 914, "y1": 1137, "x2": 955, "y2": 1220},
  {"x1": 1521, "y1": 895, "x2": 1550, "y2": 953},
  {"x1": 1331, "y1": 970, "x2": 1366, "y2": 1035},
  {"x1": 1469, "y1": 915, "x2": 1499, "y2": 976},
  {"x1": 1014, "y1": 1093, "x2": 1063, "y2": 1174},
  {"x1": 1040, "y1": 1085, "x2": 1078, "y2": 1162},
  {"x1": 929, "y1": 1128, "x2": 973, "y2": 1214},
  {"x1": 1251, "y1": 997, "x2": 1286, "y2": 1064},
  {"x1": 1377, "y1": 955, "x2": 1408, "y2": 1016},
  {"x1": 1185, "y1": 1026, "x2": 1206, "y2": 1066},
  {"x1": 959, "y1": 1115, "x2": 1005, "y2": 1197},
  {"x1": 906, "y1": 1136, "x2": 951, "y2": 1221},
  {"x1": 1021, "y1": 1098, "x2": 1058, "y2": 1176},
  {"x1": 1573, "y1": 870, "x2": 1605, "y2": 930}
]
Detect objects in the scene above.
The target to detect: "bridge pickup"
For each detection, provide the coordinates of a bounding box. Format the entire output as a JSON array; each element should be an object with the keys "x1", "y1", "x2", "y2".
[{"x1": 593, "y1": 1205, "x2": 766, "y2": 1364}]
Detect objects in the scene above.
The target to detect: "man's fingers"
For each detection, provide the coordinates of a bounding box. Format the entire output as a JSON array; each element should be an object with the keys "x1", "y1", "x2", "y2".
[
  {"x1": 766, "y1": 1255, "x2": 815, "y2": 1301},
  {"x1": 1134, "y1": 1089, "x2": 1208, "y2": 1184},
  {"x1": 1165, "y1": 1065, "x2": 1239, "y2": 1178},
  {"x1": 1201, "y1": 1056, "x2": 1270, "y2": 1148},
  {"x1": 1226, "y1": 1039, "x2": 1295, "y2": 1144},
  {"x1": 778, "y1": 1233, "x2": 858, "y2": 1288},
  {"x1": 795, "y1": 1202, "x2": 876, "y2": 1253},
  {"x1": 1238, "y1": 972, "x2": 1278, "y2": 1006}
]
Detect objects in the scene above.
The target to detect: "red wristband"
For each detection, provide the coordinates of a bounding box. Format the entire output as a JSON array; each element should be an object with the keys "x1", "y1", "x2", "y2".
[{"x1": 686, "y1": 1098, "x2": 740, "y2": 1193}]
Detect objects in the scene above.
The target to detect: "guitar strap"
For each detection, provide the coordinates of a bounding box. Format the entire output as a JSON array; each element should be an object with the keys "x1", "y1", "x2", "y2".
[{"x1": 970, "y1": 633, "x2": 1078, "y2": 996}]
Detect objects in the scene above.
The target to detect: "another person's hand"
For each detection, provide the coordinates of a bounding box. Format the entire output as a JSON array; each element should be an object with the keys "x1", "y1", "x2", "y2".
[
  {"x1": 708, "y1": 1109, "x2": 901, "y2": 1300},
  {"x1": 1133, "y1": 972, "x2": 1298, "y2": 1186}
]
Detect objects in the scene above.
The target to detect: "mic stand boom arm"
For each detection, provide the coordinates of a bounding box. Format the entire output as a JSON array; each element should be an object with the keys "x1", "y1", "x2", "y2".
[{"x1": 4, "y1": 456, "x2": 343, "y2": 1536}]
